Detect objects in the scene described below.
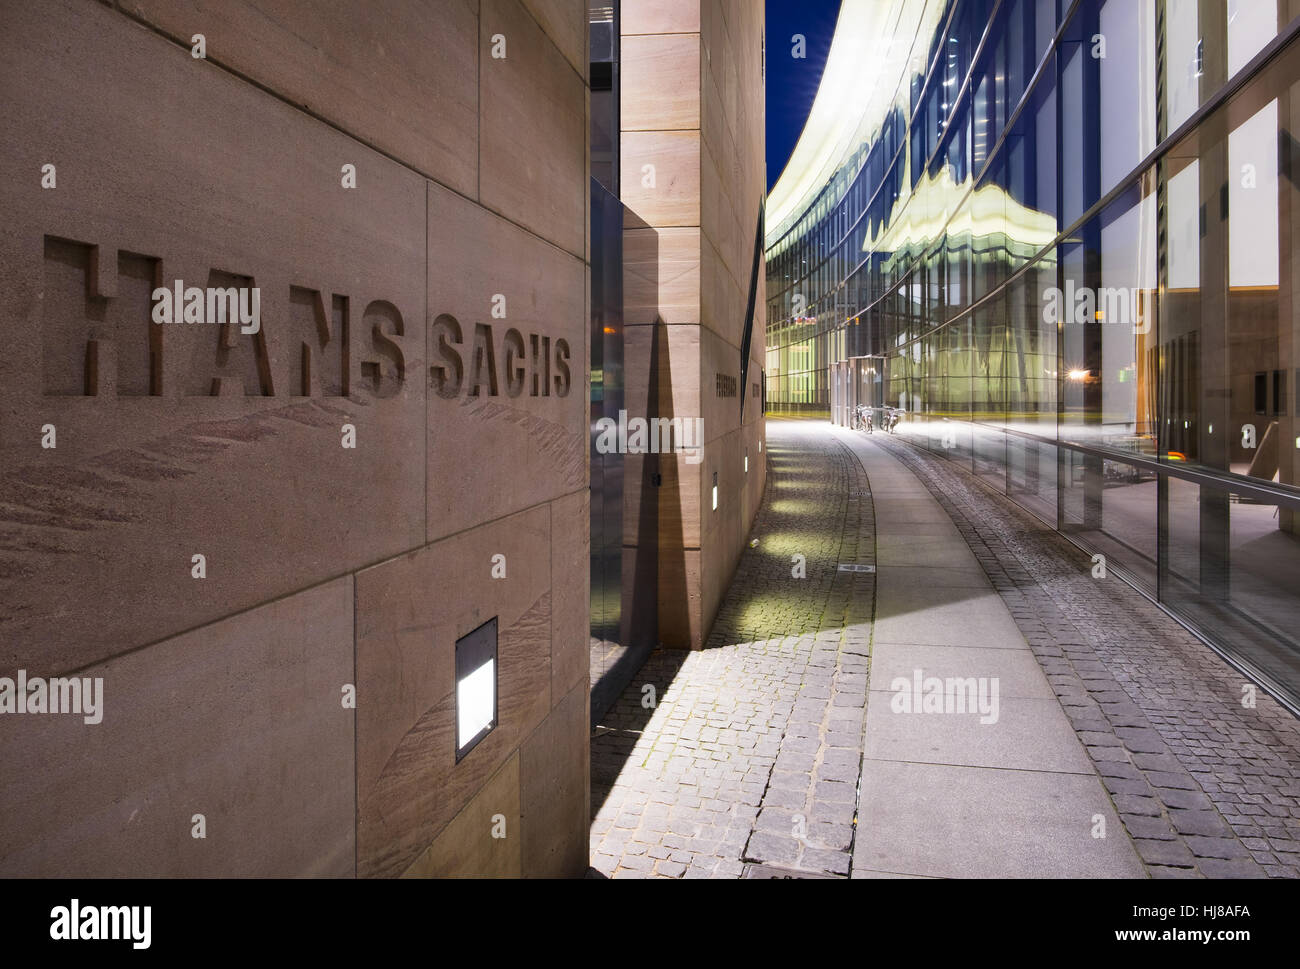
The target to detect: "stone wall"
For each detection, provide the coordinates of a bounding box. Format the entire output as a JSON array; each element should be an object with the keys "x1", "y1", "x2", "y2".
[
  {"x1": 0, "y1": 0, "x2": 590, "y2": 877},
  {"x1": 620, "y1": 0, "x2": 767, "y2": 649}
]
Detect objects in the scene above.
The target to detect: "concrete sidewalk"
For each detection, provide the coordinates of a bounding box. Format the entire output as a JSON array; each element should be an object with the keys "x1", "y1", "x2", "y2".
[
  {"x1": 875, "y1": 429, "x2": 1300, "y2": 878},
  {"x1": 833, "y1": 426, "x2": 1144, "y2": 878}
]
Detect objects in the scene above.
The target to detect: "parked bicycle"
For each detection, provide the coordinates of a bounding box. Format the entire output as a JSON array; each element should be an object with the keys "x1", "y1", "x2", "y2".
[{"x1": 854, "y1": 404, "x2": 873, "y2": 434}]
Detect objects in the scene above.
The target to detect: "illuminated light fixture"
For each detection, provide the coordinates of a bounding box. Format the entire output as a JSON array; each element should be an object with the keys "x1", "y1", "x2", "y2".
[
  {"x1": 1067, "y1": 369, "x2": 1090, "y2": 381},
  {"x1": 712, "y1": 472, "x2": 719, "y2": 511},
  {"x1": 745, "y1": 449, "x2": 749, "y2": 473},
  {"x1": 455, "y1": 618, "x2": 498, "y2": 762}
]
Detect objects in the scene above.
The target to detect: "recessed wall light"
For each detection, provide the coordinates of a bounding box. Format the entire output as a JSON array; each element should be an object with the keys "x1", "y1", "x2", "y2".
[{"x1": 455, "y1": 618, "x2": 498, "y2": 761}]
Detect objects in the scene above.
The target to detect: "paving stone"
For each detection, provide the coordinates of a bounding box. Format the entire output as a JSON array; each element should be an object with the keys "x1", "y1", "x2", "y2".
[
  {"x1": 1133, "y1": 838, "x2": 1196, "y2": 867},
  {"x1": 1097, "y1": 762, "x2": 1148, "y2": 782},
  {"x1": 823, "y1": 747, "x2": 861, "y2": 767},
  {"x1": 1122, "y1": 815, "x2": 1177, "y2": 841},
  {"x1": 1194, "y1": 857, "x2": 1268, "y2": 878},
  {"x1": 1112, "y1": 794, "x2": 1163, "y2": 817},
  {"x1": 1114, "y1": 727, "x2": 1169, "y2": 754},
  {"x1": 809, "y1": 801, "x2": 856, "y2": 827},
  {"x1": 762, "y1": 787, "x2": 809, "y2": 811},
  {"x1": 1148, "y1": 865, "x2": 1204, "y2": 879},
  {"x1": 1144, "y1": 770, "x2": 1199, "y2": 791},
  {"x1": 754, "y1": 808, "x2": 796, "y2": 834},
  {"x1": 1104, "y1": 776, "x2": 1154, "y2": 797},
  {"x1": 1167, "y1": 809, "x2": 1233, "y2": 839},
  {"x1": 1183, "y1": 835, "x2": 1252, "y2": 860},
  {"x1": 800, "y1": 847, "x2": 852, "y2": 876},
  {"x1": 816, "y1": 761, "x2": 859, "y2": 784},
  {"x1": 806, "y1": 821, "x2": 853, "y2": 852},
  {"x1": 1156, "y1": 788, "x2": 1214, "y2": 812},
  {"x1": 814, "y1": 780, "x2": 858, "y2": 803}
]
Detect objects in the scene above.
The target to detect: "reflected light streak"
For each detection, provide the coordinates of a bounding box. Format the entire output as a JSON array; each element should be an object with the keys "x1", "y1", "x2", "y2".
[{"x1": 767, "y1": 0, "x2": 946, "y2": 242}]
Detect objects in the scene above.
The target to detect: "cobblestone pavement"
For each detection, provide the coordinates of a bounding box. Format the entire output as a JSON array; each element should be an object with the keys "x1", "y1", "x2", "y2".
[
  {"x1": 589, "y1": 420, "x2": 874, "y2": 878},
  {"x1": 876, "y1": 433, "x2": 1300, "y2": 878}
]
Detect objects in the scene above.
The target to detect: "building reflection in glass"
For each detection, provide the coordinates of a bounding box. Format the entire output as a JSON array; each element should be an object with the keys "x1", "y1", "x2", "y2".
[{"x1": 765, "y1": 0, "x2": 1300, "y2": 709}]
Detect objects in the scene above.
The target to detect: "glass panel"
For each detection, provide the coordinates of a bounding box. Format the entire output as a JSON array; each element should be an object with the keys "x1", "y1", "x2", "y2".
[
  {"x1": 1165, "y1": 478, "x2": 1300, "y2": 696},
  {"x1": 1005, "y1": 254, "x2": 1059, "y2": 438},
  {"x1": 973, "y1": 296, "x2": 1009, "y2": 489},
  {"x1": 1227, "y1": 0, "x2": 1279, "y2": 77},
  {"x1": 1061, "y1": 449, "x2": 1159, "y2": 592},
  {"x1": 1058, "y1": 177, "x2": 1158, "y2": 454},
  {"x1": 1008, "y1": 435, "x2": 1059, "y2": 525},
  {"x1": 1164, "y1": 0, "x2": 1201, "y2": 132},
  {"x1": 1159, "y1": 45, "x2": 1297, "y2": 494},
  {"x1": 1097, "y1": 0, "x2": 1157, "y2": 195}
]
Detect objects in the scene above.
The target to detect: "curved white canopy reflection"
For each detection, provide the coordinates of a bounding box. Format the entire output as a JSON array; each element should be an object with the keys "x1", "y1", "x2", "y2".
[{"x1": 766, "y1": 0, "x2": 946, "y2": 246}]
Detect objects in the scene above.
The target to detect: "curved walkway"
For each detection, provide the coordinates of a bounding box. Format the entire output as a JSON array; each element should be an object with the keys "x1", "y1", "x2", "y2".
[
  {"x1": 865, "y1": 427, "x2": 1300, "y2": 878},
  {"x1": 589, "y1": 418, "x2": 1300, "y2": 878},
  {"x1": 834, "y1": 425, "x2": 1141, "y2": 878}
]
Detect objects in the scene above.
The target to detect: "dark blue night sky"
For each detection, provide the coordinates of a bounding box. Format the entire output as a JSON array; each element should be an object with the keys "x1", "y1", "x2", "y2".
[{"x1": 766, "y1": 0, "x2": 843, "y2": 193}]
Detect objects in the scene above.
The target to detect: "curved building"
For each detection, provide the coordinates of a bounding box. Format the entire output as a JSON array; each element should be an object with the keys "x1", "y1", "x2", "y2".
[{"x1": 765, "y1": 0, "x2": 1300, "y2": 708}]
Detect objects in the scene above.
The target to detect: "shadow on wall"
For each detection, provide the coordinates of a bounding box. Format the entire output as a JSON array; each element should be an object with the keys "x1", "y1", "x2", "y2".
[
  {"x1": 653, "y1": 318, "x2": 692, "y2": 649},
  {"x1": 615, "y1": 206, "x2": 690, "y2": 656},
  {"x1": 591, "y1": 205, "x2": 658, "y2": 721},
  {"x1": 588, "y1": 203, "x2": 696, "y2": 811}
]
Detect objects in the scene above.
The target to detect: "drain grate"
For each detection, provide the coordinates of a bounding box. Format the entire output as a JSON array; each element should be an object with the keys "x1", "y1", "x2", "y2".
[
  {"x1": 742, "y1": 863, "x2": 842, "y2": 880},
  {"x1": 837, "y1": 563, "x2": 876, "y2": 573}
]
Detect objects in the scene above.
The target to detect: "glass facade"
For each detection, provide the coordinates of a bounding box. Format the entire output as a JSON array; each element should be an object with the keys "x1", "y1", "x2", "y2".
[{"x1": 765, "y1": 0, "x2": 1300, "y2": 708}]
